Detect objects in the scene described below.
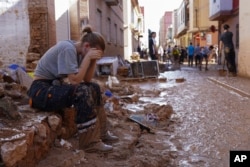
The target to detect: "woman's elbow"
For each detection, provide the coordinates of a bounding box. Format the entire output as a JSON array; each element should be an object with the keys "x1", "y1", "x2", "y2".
[{"x1": 68, "y1": 75, "x2": 82, "y2": 85}]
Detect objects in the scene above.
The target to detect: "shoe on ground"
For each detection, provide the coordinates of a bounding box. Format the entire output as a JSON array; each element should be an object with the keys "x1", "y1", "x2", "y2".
[
  {"x1": 84, "y1": 141, "x2": 113, "y2": 153},
  {"x1": 101, "y1": 131, "x2": 119, "y2": 142}
]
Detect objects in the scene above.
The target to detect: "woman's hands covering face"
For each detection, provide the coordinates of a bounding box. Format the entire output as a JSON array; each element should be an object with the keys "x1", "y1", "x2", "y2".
[{"x1": 85, "y1": 48, "x2": 103, "y2": 61}]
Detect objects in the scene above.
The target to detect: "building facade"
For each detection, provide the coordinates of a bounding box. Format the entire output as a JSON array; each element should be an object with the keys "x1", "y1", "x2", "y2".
[
  {"x1": 123, "y1": 0, "x2": 144, "y2": 60},
  {"x1": 172, "y1": 9, "x2": 178, "y2": 44},
  {"x1": 170, "y1": 0, "x2": 219, "y2": 47},
  {"x1": 69, "y1": 0, "x2": 124, "y2": 57},
  {"x1": 175, "y1": 0, "x2": 189, "y2": 47},
  {"x1": 159, "y1": 12, "x2": 172, "y2": 48}
]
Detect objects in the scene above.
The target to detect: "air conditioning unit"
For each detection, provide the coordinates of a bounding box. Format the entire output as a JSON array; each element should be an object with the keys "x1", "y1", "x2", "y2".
[{"x1": 105, "y1": 0, "x2": 119, "y2": 6}]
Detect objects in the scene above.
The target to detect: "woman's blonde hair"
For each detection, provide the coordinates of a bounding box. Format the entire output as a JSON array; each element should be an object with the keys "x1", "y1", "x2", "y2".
[{"x1": 81, "y1": 26, "x2": 105, "y2": 51}]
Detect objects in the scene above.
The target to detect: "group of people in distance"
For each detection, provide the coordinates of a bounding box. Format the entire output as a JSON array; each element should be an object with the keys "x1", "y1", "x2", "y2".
[
  {"x1": 148, "y1": 31, "x2": 214, "y2": 71},
  {"x1": 148, "y1": 24, "x2": 237, "y2": 76},
  {"x1": 186, "y1": 43, "x2": 212, "y2": 71}
]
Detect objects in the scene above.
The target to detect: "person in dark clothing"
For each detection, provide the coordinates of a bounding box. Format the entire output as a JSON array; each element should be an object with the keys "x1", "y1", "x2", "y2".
[
  {"x1": 187, "y1": 43, "x2": 195, "y2": 67},
  {"x1": 179, "y1": 46, "x2": 187, "y2": 64},
  {"x1": 219, "y1": 24, "x2": 237, "y2": 76},
  {"x1": 194, "y1": 44, "x2": 201, "y2": 68},
  {"x1": 149, "y1": 32, "x2": 158, "y2": 60},
  {"x1": 137, "y1": 45, "x2": 143, "y2": 58}
]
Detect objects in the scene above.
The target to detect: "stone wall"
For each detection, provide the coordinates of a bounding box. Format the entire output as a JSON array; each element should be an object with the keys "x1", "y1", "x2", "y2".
[
  {"x1": 26, "y1": 0, "x2": 56, "y2": 71},
  {"x1": 0, "y1": 107, "x2": 77, "y2": 167},
  {"x1": 0, "y1": 0, "x2": 30, "y2": 68}
]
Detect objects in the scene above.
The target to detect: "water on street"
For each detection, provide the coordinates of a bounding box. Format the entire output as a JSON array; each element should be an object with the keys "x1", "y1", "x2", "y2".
[{"x1": 38, "y1": 64, "x2": 250, "y2": 167}]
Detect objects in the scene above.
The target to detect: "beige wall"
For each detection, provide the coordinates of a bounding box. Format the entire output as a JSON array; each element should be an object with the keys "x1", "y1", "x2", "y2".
[
  {"x1": 188, "y1": 0, "x2": 218, "y2": 46},
  {"x1": 0, "y1": 0, "x2": 30, "y2": 68},
  {"x1": 199, "y1": 0, "x2": 218, "y2": 30},
  {"x1": 238, "y1": 0, "x2": 250, "y2": 77}
]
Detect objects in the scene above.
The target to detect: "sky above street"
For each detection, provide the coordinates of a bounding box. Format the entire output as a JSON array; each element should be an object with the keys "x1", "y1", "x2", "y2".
[{"x1": 139, "y1": 0, "x2": 182, "y2": 32}]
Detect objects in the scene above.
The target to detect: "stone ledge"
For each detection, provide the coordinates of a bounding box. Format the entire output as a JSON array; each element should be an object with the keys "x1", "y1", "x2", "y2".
[{"x1": 0, "y1": 107, "x2": 77, "y2": 167}]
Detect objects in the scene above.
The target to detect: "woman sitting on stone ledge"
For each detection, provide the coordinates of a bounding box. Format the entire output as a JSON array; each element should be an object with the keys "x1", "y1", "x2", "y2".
[{"x1": 27, "y1": 26, "x2": 118, "y2": 153}]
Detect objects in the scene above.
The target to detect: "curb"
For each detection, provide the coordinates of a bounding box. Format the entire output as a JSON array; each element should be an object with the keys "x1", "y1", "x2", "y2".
[{"x1": 207, "y1": 77, "x2": 250, "y2": 98}]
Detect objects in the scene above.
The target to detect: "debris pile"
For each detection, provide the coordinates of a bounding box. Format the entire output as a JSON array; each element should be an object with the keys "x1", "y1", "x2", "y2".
[{"x1": 0, "y1": 69, "x2": 175, "y2": 167}]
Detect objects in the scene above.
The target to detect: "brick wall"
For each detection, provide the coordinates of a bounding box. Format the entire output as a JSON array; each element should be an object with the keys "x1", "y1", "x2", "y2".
[
  {"x1": 47, "y1": 0, "x2": 56, "y2": 47},
  {"x1": 26, "y1": 0, "x2": 56, "y2": 71},
  {"x1": 69, "y1": 0, "x2": 81, "y2": 41}
]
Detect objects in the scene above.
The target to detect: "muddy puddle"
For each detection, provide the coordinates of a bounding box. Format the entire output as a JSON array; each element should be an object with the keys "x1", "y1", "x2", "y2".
[{"x1": 123, "y1": 70, "x2": 250, "y2": 166}]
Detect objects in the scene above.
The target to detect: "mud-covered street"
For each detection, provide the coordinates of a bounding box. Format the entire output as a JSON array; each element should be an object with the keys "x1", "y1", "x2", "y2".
[{"x1": 36, "y1": 65, "x2": 250, "y2": 167}]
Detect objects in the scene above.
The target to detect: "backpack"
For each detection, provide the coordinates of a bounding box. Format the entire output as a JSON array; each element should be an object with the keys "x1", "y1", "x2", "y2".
[{"x1": 173, "y1": 48, "x2": 179, "y2": 56}]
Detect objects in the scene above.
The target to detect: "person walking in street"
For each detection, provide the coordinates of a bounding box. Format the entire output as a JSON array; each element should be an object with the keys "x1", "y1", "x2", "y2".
[
  {"x1": 194, "y1": 44, "x2": 201, "y2": 69},
  {"x1": 203, "y1": 46, "x2": 210, "y2": 71},
  {"x1": 200, "y1": 46, "x2": 210, "y2": 71},
  {"x1": 187, "y1": 42, "x2": 195, "y2": 67},
  {"x1": 219, "y1": 24, "x2": 237, "y2": 76},
  {"x1": 149, "y1": 32, "x2": 158, "y2": 60},
  {"x1": 27, "y1": 26, "x2": 118, "y2": 153},
  {"x1": 158, "y1": 45, "x2": 164, "y2": 62},
  {"x1": 180, "y1": 46, "x2": 187, "y2": 64},
  {"x1": 172, "y1": 45, "x2": 180, "y2": 69}
]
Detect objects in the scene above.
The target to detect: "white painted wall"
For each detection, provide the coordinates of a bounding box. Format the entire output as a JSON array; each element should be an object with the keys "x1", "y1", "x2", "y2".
[
  {"x1": 177, "y1": 1, "x2": 186, "y2": 34},
  {"x1": 123, "y1": 0, "x2": 133, "y2": 60},
  {"x1": 238, "y1": 0, "x2": 250, "y2": 77},
  {"x1": 0, "y1": 0, "x2": 30, "y2": 67},
  {"x1": 209, "y1": 0, "x2": 232, "y2": 17},
  {"x1": 55, "y1": 0, "x2": 70, "y2": 42}
]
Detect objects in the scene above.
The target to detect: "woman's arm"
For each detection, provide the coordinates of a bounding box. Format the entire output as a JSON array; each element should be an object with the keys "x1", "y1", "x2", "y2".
[
  {"x1": 84, "y1": 60, "x2": 97, "y2": 82},
  {"x1": 67, "y1": 56, "x2": 90, "y2": 84}
]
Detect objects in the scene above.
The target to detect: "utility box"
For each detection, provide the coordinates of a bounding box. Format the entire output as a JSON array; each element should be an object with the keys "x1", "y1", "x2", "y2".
[{"x1": 96, "y1": 56, "x2": 118, "y2": 76}]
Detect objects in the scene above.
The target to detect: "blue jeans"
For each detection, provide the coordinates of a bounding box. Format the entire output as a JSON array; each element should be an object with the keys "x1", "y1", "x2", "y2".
[{"x1": 188, "y1": 55, "x2": 194, "y2": 66}]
